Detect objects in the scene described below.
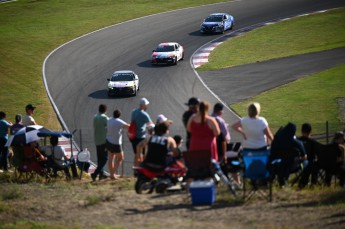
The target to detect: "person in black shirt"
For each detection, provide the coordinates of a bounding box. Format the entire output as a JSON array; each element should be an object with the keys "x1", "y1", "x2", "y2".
[
  {"x1": 136, "y1": 121, "x2": 179, "y2": 171},
  {"x1": 297, "y1": 123, "x2": 323, "y2": 188},
  {"x1": 182, "y1": 97, "x2": 200, "y2": 149}
]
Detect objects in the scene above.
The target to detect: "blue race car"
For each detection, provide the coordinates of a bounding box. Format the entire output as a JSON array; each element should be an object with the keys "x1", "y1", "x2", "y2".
[{"x1": 200, "y1": 13, "x2": 235, "y2": 34}]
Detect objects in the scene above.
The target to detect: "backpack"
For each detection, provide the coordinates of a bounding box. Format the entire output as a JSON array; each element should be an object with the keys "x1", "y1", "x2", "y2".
[{"x1": 127, "y1": 121, "x2": 137, "y2": 141}]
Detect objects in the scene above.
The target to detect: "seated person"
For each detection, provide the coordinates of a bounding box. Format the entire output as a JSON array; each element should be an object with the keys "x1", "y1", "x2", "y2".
[
  {"x1": 135, "y1": 121, "x2": 180, "y2": 172},
  {"x1": 173, "y1": 135, "x2": 183, "y2": 159},
  {"x1": 23, "y1": 141, "x2": 47, "y2": 175},
  {"x1": 334, "y1": 131, "x2": 345, "y2": 186},
  {"x1": 40, "y1": 135, "x2": 71, "y2": 179},
  {"x1": 270, "y1": 122, "x2": 306, "y2": 186},
  {"x1": 297, "y1": 123, "x2": 324, "y2": 188}
]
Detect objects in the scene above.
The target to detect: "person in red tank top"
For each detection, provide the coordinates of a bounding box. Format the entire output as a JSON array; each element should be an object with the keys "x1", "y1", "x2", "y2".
[{"x1": 187, "y1": 101, "x2": 220, "y2": 161}]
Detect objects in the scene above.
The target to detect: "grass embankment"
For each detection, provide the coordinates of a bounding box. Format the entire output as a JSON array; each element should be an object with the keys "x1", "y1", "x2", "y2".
[
  {"x1": 0, "y1": 0, "x2": 226, "y2": 130},
  {"x1": 199, "y1": 8, "x2": 345, "y2": 134}
]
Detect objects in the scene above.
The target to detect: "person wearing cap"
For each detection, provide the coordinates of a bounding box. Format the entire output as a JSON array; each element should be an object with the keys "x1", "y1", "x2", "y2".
[
  {"x1": 22, "y1": 104, "x2": 37, "y2": 126},
  {"x1": 156, "y1": 114, "x2": 173, "y2": 125},
  {"x1": 131, "y1": 98, "x2": 153, "y2": 165},
  {"x1": 182, "y1": 97, "x2": 200, "y2": 149},
  {"x1": 10, "y1": 114, "x2": 24, "y2": 135}
]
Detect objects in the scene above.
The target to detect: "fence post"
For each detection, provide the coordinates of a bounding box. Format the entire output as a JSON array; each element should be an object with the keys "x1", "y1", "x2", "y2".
[{"x1": 326, "y1": 121, "x2": 329, "y2": 144}]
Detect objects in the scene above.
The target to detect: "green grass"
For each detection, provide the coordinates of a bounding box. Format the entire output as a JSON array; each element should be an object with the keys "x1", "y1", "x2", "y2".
[
  {"x1": 231, "y1": 65, "x2": 345, "y2": 134},
  {"x1": 199, "y1": 8, "x2": 345, "y2": 70},
  {"x1": 0, "y1": 0, "x2": 227, "y2": 130},
  {"x1": 198, "y1": 8, "x2": 345, "y2": 134},
  {"x1": 1, "y1": 1, "x2": 344, "y2": 134}
]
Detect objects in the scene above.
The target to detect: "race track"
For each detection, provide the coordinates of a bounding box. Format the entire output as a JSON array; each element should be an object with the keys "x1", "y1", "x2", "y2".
[{"x1": 43, "y1": 0, "x2": 345, "y2": 174}]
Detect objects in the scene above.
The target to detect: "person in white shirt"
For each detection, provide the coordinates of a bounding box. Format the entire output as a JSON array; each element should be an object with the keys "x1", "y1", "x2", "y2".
[
  {"x1": 232, "y1": 102, "x2": 273, "y2": 150},
  {"x1": 40, "y1": 135, "x2": 71, "y2": 179},
  {"x1": 22, "y1": 104, "x2": 37, "y2": 126},
  {"x1": 106, "y1": 109, "x2": 129, "y2": 180}
]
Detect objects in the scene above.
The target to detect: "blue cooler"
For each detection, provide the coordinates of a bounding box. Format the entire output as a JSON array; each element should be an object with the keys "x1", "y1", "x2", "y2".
[{"x1": 189, "y1": 179, "x2": 215, "y2": 205}]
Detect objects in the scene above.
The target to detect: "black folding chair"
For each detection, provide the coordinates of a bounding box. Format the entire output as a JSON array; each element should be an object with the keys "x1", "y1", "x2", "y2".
[{"x1": 183, "y1": 150, "x2": 212, "y2": 180}]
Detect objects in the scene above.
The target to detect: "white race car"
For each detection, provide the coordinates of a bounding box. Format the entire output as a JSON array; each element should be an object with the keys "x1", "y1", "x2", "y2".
[
  {"x1": 151, "y1": 42, "x2": 184, "y2": 65},
  {"x1": 107, "y1": 70, "x2": 139, "y2": 96}
]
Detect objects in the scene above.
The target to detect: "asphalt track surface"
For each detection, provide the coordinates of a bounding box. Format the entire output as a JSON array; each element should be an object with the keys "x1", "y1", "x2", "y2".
[{"x1": 43, "y1": 0, "x2": 345, "y2": 175}]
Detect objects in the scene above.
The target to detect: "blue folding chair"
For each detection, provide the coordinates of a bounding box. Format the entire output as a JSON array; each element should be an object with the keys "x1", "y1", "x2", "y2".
[{"x1": 242, "y1": 149, "x2": 272, "y2": 202}]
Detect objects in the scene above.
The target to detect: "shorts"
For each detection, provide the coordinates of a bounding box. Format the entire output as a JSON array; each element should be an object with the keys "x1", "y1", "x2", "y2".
[
  {"x1": 106, "y1": 140, "x2": 122, "y2": 153},
  {"x1": 131, "y1": 138, "x2": 145, "y2": 154}
]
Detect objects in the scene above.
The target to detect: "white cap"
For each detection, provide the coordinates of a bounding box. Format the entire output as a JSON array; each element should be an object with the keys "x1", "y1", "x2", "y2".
[
  {"x1": 156, "y1": 114, "x2": 167, "y2": 123},
  {"x1": 140, "y1": 97, "x2": 150, "y2": 106},
  {"x1": 156, "y1": 114, "x2": 173, "y2": 124}
]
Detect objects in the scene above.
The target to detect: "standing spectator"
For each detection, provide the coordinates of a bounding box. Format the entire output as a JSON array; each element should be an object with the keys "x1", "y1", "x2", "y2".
[
  {"x1": 106, "y1": 109, "x2": 129, "y2": 180},
  {"x1": 0, "y1": 111, "x2": 12, "y2": 172},
  {"x1": 187, "y1": 101, "x2": 220, "y2": 161},
  {"x1": 182, "y1": 97, "x2": 200, "y2": 149},
  {"x1": 91, "y1": 104, "x2": 109, "y2": 181},
  {"x1": 211, "y1": 103, "x2": 241, "y2": 185},
  {"x1": 10, "y1": 114, "x2": 24, "y2": 135},
  {"x1": 22, "y1": 104, "x2": 37, "y2": 126},
  {"x1": 211, "y1": 103, "x2": 231, "y2": 163},
  {"x1": 131, "y1": 98, "x2": 153, "y2": 165},
  {"x1": 231, "y1": 102, "x2": 273, "y2": 150}
]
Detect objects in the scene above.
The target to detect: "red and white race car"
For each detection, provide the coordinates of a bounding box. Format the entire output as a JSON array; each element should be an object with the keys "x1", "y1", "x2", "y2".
[{"x1": 151, "y1": 42, "x2": 184, "y2": 65}]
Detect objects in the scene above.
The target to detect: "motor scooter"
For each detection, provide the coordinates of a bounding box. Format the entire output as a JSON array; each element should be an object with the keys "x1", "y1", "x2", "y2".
[{"x1": 133, "y1": 160, "x2": 185, "y2": 194}]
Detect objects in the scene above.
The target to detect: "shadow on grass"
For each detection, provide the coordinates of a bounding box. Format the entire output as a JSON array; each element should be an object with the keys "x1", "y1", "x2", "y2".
[{"x1": 124, "y1": 190, "x2": 243, "y2": 215}]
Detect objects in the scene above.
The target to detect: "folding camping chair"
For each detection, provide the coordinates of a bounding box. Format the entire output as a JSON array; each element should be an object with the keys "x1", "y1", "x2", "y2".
[{"x1": 242, "y1": 149, "x2": 272, "y2": 202}]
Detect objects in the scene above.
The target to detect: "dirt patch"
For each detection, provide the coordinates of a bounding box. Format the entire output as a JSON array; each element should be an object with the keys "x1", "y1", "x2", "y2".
[{"x1": 0, "y1": 177, "x2": 345, "y2": 229}]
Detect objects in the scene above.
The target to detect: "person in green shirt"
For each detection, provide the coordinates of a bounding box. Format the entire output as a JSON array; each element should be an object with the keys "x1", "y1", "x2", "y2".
[{"x1": 91, "y1": 104, "x2": 109, "y2": 181}]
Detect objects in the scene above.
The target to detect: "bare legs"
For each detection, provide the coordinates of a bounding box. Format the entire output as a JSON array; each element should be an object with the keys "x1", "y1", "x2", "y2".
[{"x1": 108, "y1": 151, "x2": 123, "y2": 179}]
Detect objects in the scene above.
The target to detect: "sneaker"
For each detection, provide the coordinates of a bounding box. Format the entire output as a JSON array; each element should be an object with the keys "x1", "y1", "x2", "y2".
[
  {"x1": 91, "y1": 173, "x2": 97, "y2": 182},
  {"x1": 99, "y1": 174, "x2": 108, "y2": 180}
]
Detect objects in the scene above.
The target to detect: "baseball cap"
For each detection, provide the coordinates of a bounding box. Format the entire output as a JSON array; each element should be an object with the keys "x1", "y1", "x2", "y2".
[
  {"x1": 185, "y1": 97, "x2": 200, "y2": 106},
  {"x1": 156, "y1": 114, "x2": 173, "y2": 124},
  {"x1": 140, "y1": 97, "x2": 150, "y2": 106},
  {"x1": 26, "y1": 104, "x2": 36, "y2": 110}
]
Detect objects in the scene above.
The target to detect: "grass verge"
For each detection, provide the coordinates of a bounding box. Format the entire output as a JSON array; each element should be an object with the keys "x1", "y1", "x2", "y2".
[
  {"x1": 0, "y1": 0, "x2": 227, "y2": 130},
  {"x1": 199, "y1": 8, "x2": 345, "y2": 134}
]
